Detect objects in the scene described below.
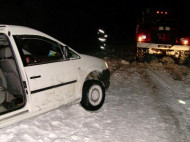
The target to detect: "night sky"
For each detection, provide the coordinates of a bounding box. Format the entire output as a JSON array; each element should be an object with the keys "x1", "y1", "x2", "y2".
[{"x1": 0, "y1": 0, "x2": 190, "y2": 53}]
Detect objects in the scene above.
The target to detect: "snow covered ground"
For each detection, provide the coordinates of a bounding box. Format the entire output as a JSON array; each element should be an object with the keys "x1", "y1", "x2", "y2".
[{"x1": 0, "y1": 60, "x2": 190, "y2": 142}]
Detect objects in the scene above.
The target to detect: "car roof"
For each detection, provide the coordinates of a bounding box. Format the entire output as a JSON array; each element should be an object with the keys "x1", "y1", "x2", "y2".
[{"x1": 0, "y1": 25, "x2": 64, "y2": 45}]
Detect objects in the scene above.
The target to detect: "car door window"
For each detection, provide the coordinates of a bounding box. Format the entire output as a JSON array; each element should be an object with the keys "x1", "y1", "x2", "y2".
[
  {"x1": 16, "y1": 37, "x2": 63, "y2": 65},
  {"x1": 68, "y1": 49, "x2": 80, "y2": 59}
]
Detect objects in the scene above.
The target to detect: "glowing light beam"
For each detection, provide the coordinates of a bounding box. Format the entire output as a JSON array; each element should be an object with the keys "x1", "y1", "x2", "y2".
[{"x1": 178, "y1": 99, "x2": 186, "y2": 104}]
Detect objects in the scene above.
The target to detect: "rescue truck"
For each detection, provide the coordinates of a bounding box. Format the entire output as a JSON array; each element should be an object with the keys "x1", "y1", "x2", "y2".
[{"x1": 136, "y1": 8, "x2": 190, "y2": 64}]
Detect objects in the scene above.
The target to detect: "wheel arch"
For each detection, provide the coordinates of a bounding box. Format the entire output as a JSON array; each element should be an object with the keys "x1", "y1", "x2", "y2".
[
  {"x1": 81, "y1": 70, "x2": 103, "y2": 91},
  {"x1": 79, "y1": 68, "x2": 104, "y2": 94}
]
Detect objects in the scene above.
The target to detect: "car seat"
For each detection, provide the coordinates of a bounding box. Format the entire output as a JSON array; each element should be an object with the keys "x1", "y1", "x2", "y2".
[{"x1": 0, "y1": 47, "x2": 23, "y2": 98}]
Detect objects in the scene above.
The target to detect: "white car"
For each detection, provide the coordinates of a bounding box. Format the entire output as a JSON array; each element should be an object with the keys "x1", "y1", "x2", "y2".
[{"x1": 0, "y1": 25, "x2": 110, "y2": 128}]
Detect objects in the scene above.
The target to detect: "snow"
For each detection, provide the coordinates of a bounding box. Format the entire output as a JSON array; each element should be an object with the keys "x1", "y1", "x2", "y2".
[{"x1": 1, "y1": 61, "x2": 190, "y2": 142}]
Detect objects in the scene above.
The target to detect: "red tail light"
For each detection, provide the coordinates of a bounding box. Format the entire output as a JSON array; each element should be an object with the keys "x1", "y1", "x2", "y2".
[
  {"x1": 182, "y1": 39, "x2": 189, "y2": 45},
  {"x1": 177, "y1": 37, "x2": 190, "y2": 45},
  {"x1": 137, "y1": 33, "x2": 150, "y2": 42}
]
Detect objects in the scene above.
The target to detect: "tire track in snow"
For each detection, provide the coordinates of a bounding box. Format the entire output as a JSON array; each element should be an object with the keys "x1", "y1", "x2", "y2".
[
  {"x1": 145, "y1": 65, "x2": 190, "y2": 141},
  {"x1": 135, "y1": 65, "x2": 184, "y2": 141},
  {"x1": 146, "y1": 67, "x2": 183, "y2": 97}
]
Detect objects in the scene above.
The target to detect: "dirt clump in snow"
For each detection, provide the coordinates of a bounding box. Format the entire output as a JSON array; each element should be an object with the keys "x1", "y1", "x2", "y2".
[
  {"x1": 101, "y1": 46, "x2": 190, "y2": 82},
  {"x1": 160, "y1": 56, "x2": 176, "y2": 65},
  {"x1": 135, "y1": 55, "x2": 190, "y2": 81},
  {"x1": 104, "y1": 57, "x2": 129, "y2": 74}
]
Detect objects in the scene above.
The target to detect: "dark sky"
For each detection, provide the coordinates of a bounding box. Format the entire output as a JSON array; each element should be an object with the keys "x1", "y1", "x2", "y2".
[{"x1": 0, "y1": 0, "x2": 190, "y2": 52}]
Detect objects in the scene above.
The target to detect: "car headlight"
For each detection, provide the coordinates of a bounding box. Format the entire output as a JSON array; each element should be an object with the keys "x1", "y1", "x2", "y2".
[{"x1": 105, "y1": 61, "x2": 109, "y2": 69}]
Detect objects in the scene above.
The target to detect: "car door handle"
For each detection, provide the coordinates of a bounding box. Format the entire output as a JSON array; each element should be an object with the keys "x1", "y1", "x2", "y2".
[{"x1": 30, "y1": 75, "x2": 41, "y2": 79}]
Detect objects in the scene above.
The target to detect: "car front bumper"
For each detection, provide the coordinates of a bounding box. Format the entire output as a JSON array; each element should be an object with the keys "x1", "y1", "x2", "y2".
[{"x1": 99, "y1": 69, "x2": 110, "y2": 91}]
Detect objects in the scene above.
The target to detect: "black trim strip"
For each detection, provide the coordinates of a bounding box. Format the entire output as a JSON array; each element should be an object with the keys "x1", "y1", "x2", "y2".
[
  {"x1": 30, "y1": 75, "x2": 41, "y2": 79},
  {"x1": 31, "y1": 80, "x2": 77, "y2": 94}
]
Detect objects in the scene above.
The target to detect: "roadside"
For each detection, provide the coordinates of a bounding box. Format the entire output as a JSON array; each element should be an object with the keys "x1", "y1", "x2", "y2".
[
  {"x1": 135, "y1": 62, "x2": 190, "y2": 141},
  {"x1": 0, "y1": 45, "x2": 190, "y2": 141},
  {"x1": 104, "y1": 51, "x2": 190, "y2": 141}
]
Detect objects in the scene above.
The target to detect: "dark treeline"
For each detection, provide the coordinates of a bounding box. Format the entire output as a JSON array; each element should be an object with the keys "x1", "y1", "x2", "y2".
[{"x1": 0, "y1": 1, "x2": 189, "y2": 53}]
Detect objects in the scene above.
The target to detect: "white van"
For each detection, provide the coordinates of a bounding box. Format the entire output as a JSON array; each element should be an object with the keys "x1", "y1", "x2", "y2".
[{"x1": 0, "y1": 25, "x2": 110, "y2": 128}]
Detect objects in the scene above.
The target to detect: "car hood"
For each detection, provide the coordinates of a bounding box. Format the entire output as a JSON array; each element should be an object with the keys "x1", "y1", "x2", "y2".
[{"x1": 77, "y1": 54, "x2": 106, "y2": 70}]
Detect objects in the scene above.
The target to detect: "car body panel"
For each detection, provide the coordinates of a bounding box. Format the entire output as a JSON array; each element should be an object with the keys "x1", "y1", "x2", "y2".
[{"x1": 24, "y1": 61, "x2": 78, "y2": 112}]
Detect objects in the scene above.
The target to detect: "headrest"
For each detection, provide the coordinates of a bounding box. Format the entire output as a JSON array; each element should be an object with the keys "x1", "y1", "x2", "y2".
[{"x1": 0, "y1": 47, "x2": 12, "y2": 59}]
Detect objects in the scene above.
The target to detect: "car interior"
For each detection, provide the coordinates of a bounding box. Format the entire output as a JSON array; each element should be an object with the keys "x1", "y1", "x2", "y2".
[{"x1": 0, "y1": 35, "x2": 25, "y2": 115}]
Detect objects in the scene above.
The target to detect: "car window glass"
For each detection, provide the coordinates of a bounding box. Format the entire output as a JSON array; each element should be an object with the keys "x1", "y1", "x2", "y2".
[
  {"x1": 68, "y1": 49, "x2": 80, "y2": 59},
  {"x1": 20, "y1": 38, "x2": 63, "y2": 65}
]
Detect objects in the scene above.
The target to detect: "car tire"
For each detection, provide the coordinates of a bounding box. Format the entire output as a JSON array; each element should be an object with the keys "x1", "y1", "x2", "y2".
[{"x1": 81, "y1": 80, "x2": 105, "y2": 111}]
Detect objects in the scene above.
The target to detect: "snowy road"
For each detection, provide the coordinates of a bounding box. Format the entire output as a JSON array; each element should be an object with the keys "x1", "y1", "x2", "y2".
[{"x1": 0, "y1": 62, "x2": 190, "y2": 142}]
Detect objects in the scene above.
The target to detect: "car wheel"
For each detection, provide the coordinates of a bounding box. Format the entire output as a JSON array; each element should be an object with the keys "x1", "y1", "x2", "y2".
[{"x1": 81, "y1": 80, "x2": 105, "y2": 111}]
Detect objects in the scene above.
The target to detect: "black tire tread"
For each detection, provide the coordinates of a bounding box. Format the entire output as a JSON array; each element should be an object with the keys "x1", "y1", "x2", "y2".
[
  {"x1": 137, "y1": 48, "x2": 146, "y2": 62},
  {"x1": 81, "y1": 80, "x2": 105, "y2": 111}
]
